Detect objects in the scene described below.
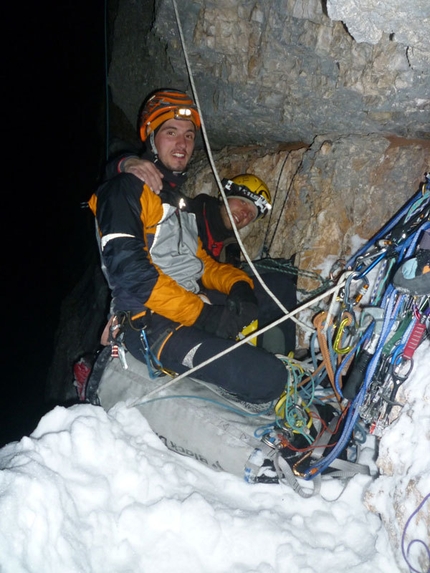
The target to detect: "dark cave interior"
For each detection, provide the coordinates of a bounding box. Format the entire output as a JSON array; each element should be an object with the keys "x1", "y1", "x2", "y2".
[{"x1": 2, "y1": 1, "x2": 106, "y2": 446}]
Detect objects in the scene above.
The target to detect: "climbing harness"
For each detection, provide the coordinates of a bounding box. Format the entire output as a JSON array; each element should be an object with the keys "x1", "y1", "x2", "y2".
[
  {"x1": 109, "y1": 311, "x2": 176, "y2": 380},
  {"x1": 77, "y1": 311, "x2": 173, "y2": 402}
]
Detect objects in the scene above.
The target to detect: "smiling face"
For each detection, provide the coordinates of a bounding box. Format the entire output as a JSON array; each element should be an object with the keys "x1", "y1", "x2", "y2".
[
  {"x1": 220, "y1": 197, "x2": 258, "y2": 230},
  {"x1": 154, "y1": 118, "x2": 196, "y2": 172}
]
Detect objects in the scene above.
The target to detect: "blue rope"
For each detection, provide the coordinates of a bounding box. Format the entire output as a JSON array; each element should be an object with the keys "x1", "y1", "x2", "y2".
[{"x1": 346, "y1": 185, "x2": 430, "y2": 270}]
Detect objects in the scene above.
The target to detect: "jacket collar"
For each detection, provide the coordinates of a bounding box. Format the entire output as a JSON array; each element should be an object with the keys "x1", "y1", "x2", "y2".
[{"x1": 140, "y1": 150, "x2": 188, "y2": 191}]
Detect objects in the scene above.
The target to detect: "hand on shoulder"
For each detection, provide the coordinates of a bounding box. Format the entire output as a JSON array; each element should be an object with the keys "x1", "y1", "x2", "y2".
[{"x1": 122, "y1": 158, "x2": 164, "y2": 193}]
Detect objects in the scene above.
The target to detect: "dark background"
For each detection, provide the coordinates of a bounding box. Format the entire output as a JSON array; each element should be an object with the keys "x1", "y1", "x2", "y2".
[{"x1": 2, "y1": 1, "x2": 106, "y2": 446}]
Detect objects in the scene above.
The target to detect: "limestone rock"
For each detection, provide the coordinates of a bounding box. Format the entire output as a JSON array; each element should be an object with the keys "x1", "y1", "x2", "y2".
[
  {"x1": 108, "y1": 0, "x2": 430, "y2": 145},
  {"x1": 327, "y1": 0, "x2": 430, "y2": 68},
  {"x1": 185, "y1": 135, "x2": 429, "y2": 295}
]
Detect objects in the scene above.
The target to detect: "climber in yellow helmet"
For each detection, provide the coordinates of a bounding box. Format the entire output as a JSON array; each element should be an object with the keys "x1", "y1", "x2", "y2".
[{"x1": 188, "y1": 175, "x2": 297, "y2": 356}]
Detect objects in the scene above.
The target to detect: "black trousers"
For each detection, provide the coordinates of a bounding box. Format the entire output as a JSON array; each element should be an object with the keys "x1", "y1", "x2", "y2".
[
  {"x1": 251, "y1": 270, "x2": 296, "y2": 354},
  {"x1": 123, "y1": 270, "x2": 296, "y2": 403},
  {"x1": 123, "y1": 310, "x2": 288, "y2": 404}
]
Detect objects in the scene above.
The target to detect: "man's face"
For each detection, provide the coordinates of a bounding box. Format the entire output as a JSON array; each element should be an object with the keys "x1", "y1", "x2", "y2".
[
  {"x1": 154, "y1": 118, "x2": 196, "y2": 172},
  {"x1": 220, "y1": 198, "x2": 258, "y2": 230}
]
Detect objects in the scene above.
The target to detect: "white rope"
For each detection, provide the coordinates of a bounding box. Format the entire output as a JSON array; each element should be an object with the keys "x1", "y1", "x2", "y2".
[
  {"x1": 128, "y1": 0, "x2": 333, "y2": 411},
  {"x1": 127, "y1": 275, "x2": 347, "y2": 407},
  {"x1": 171, "y1": 0, "x2": 312, "y2": 334}
]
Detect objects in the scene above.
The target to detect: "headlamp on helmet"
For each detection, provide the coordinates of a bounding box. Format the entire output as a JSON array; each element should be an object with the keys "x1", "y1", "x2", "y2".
[
  {"x1": 221, "y1": 174, "x2": 272, "y2": 220},
  {"x1": 139, "y1": 89, "x2": 201, "y2": 142}
]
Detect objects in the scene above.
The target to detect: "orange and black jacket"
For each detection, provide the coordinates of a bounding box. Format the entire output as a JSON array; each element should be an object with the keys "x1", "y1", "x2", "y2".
[{"x1": 88, "y1": 154, "x2": 252, "y2": 326}]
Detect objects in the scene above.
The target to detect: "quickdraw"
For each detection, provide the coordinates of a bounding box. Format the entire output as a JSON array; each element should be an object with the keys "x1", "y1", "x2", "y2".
[
  {"x1": 139, "y1": 327, "x2": 166, "y2": 379},
  {"x1": 106, "y1": 311, "x2": 171, "y2": 379},
  {"x1": 108, "y1": 314, "x2": 129, "y2": 370}
]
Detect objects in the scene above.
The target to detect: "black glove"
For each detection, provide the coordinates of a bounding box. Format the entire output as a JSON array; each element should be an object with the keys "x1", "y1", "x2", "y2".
[
  {"x1": 225, "y1": 281, "x2": 258, "y2": 328},
  {"x1": 194, "y1": 282, "x2": 258, "y2": 340},
  {"x1": 194, "y1": 303, "x2": 252, "y2": 340}
]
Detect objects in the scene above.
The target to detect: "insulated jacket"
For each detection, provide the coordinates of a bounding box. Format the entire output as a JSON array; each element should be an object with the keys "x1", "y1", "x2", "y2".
[{"x1": 88, "y1": 154, "x2": 253, "y2": 326}]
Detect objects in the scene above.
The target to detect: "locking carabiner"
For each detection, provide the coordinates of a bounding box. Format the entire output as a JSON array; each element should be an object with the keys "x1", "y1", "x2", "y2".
[{"x1": 333, "y1": 312, "x2": 355, "y2": 355}]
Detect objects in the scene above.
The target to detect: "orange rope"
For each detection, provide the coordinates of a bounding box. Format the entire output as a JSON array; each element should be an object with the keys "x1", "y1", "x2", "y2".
[{"x1": 313, "y1": 311, "x2": 342, "y2": 403}]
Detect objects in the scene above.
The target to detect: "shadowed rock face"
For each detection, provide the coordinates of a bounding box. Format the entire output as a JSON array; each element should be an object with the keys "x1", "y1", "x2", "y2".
[{"x1": 108, "y1": 0, "x2": 430, "y2": 147}]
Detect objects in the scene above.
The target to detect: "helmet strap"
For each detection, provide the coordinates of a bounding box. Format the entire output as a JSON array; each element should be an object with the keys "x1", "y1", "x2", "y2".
[{"x1": 149, "y1": 131, "x2": 158, "y2": 158}]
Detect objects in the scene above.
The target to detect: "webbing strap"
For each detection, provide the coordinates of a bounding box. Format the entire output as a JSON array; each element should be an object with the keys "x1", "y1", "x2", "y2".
[
  {"x1": 274, "y1": 454, "x2": 321, "y2": 498},
  {"x1": 85, "y1": 345, "x2": 112, "y2": 405},
  {"x1": 310, "y1": 411, "x2": 342, "y2": 462},
  {"x1": 326, "y1": 457, "x2": 370, "y2": 477}
]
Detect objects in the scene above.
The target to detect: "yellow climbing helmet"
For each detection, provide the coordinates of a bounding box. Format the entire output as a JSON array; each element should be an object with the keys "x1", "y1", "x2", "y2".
[
  {"x1": 139, "y1": 88, "x2": 201, "y2": 142},
  {"x1": 222, "y1": 174, "x2": 272, "y2": 220}
]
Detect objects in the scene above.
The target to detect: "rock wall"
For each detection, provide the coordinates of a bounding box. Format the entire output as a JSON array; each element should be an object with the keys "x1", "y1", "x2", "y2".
[
  {"x1": 327, "y1": 0, "x2": 429, "y2": 68},
  {"x1": 108, "y1": 0, "x2": 430, "y2": 146},
  {"x1": 185, "y1": 136, "x2": 429, "y2": 290}
]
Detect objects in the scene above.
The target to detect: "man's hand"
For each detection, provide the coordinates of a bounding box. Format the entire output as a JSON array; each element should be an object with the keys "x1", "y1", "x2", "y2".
[
  {"x1": 226, "y1": 281, "x2": 258, "y2": 325},
  {"x1": 122, "y1": 158, "x2": 164, "y2": 193},
  {"x1": 194, "y1": 300, "x2": 258, "y2": 340}
]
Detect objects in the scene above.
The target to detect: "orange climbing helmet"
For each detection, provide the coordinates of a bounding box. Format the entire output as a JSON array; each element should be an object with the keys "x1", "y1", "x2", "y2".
[{"x1": 139, "y1": 88, "x2": 201, "y2": 142}]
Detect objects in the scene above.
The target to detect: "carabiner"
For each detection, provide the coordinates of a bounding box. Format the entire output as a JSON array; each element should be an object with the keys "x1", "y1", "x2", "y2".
[
  {"x1": 140, "y1": 328, "x2": 165, "y2": 379},
  {"x1": 390, "y1": 355, "x2": 414, "y2": 383},
  {"x1": 333, "y1": 312, "x2": 355, "y2": 355},
  {"x1": 292, "y1": 450, "x2": 314, "y2": 478}
]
